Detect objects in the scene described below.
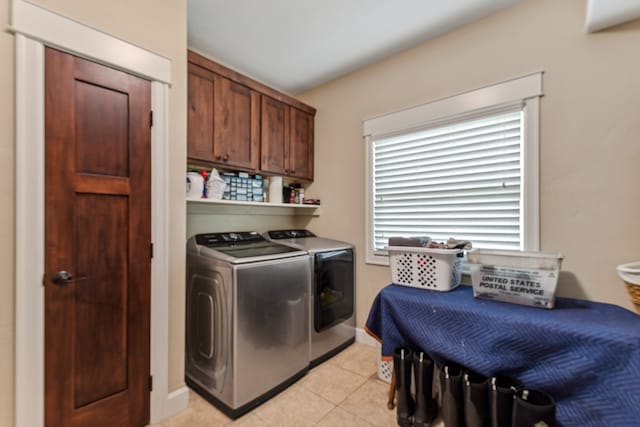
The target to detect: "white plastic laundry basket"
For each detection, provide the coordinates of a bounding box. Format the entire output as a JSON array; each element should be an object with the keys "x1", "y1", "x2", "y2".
[
  {"x1": 377, "y1": 357, "x2": 393, "y2": 384},
  {"x1": 387, "y1": 246, "x2": 463, "y2": 291}
]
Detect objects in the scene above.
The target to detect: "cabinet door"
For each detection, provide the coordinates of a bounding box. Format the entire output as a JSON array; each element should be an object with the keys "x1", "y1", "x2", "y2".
[
  {"x1": 187, "y1": 64, "x2": 215, "y2": 162},
  {"x1": 214, "y1": 76, "x2": 260, "y2": 170},
  {"x1": 289, "y1": 107, "x2": 314, "y2": 180},
  {"x1": 261, "y1": 96, "x2": 290, "y2": 175}
]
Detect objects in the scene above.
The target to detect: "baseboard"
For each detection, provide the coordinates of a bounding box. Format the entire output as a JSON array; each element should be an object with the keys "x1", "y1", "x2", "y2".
[
  {"x1": 164, "y1": 386, "x2": 190, "y2": 420},
  {"x1": 355, "y1": 327, "x2": 379, "y2": 348}
]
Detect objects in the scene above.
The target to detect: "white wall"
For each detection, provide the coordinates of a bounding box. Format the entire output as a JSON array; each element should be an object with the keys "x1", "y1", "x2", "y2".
[
  {"x1": 298, "y1": 0, "x2": 640, "y2": 325},
  {"x1": 186, "y1": 205, "x2": 314, "y2": 238}
]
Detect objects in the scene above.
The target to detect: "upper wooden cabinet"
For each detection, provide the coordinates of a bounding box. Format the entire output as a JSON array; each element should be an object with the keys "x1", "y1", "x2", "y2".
[
  {"x1": 261, "y1": 98, "x2": 314, "y2": 181},
  {"x1": 214, "y1": 77, "x2": 260, "y2": 170},
  {"x1": 187, "y1": 64, "x2": 215, "y2": 163},
  {"x1": 187, "y1": 63, "x2": 259, "y2": 170},
  {"x1": 289, "y1": 107, "x2": 314, "y2": 181},
  {"x1": 260, "y1": 96, "x2": 289, "y2": 176},
  {"x1": 187, "y1": 50, "x2": 316, "y2": 180}
]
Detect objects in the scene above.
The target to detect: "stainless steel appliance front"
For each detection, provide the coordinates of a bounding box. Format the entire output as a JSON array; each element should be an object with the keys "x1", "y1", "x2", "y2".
[
  {"x1": 264, "y1": 230, "x2": 356, "y2": 366},
  {"x1": 311, "y1": 248, "x2": 355, "y2": 364},
  {"x1": 185, "y1": 233, "x2": 310, "y2": 418}
]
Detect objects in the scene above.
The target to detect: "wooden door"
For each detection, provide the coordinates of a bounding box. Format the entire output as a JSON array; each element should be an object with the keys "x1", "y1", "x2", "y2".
[
  {"x1": 289, "y1": 107, "x2": 314, "y2": 181},
  {"x1": 260, "y1": 95, "x2": 289, "y2": 175},
  {"x1": 214, "y1": 76, "x2": 260, "y2": 170},
  {"x1": 45, "y1": 48, "x2": 151, "y2": 427},
  {"x1": 188, "y1": 63, "x2": 216, "y2": 162}
]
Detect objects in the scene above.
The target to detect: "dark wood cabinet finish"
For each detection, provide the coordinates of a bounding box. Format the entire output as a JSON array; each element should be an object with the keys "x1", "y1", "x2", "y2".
[
  {"x1": 214, "y1": 76, "x2": 260, "y2": 170},
  {"x1": 261, "y1": 99, "x2": 315, "y2": 181},
  {"x1": 187, "y1": 64, "x2": 215, "y2": 162},
  {"x1": 45, "y1": 48, "x2": 151, "y2": 427},
  {"x1": 260, "y1": 95, "x2": 289, "y2": 175},
  {"x1": 188, "y1": 50, "x2": 315, "y2": 116},
  {"x1": 188, "y1": 50, "x2": 315, "y2": 180},
  {"x1": 289, "y1": 107, "x2": 314, "y2": 181},
  {"x1": 188, "y1": 63, "x2": 260, "y2": 171}
]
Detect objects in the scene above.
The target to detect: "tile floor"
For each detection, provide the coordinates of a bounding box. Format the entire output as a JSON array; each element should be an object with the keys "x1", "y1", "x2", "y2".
[{"x1": 153, "y1": 343, "x2": 445, "y2": 427}]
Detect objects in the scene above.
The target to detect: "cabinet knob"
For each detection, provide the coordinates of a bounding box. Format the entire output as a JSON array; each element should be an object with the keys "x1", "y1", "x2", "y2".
[
  {"x1": 223, "y1": 154, "x2": 229, "y2": 162},
  {"x1": 284, "y1": 169, "x2": 289, "y2": 173},
  {"x1": 291, "y1": 169, "x2": 296, "y2": 174},
  {"x1": 216, "y1": 155, "x2": 222, "y2": 160}
]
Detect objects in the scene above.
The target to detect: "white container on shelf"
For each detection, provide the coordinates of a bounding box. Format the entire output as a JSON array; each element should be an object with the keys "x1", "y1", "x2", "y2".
[
  {"x1": 186, "y1": 172, "x2": 204, "y2": 198},
  {"x1": 206, "y1": 168, "x2": 226, "y2": 200},
  {"x1": 387, "y1": 246, "x2": 463, "y2": 292},
  {"x1": 268, "y1": 176, "x2": 283, "y2": 204},
  {"x1": 468, "y1": 249, "x2": 563, "y2": 309}
]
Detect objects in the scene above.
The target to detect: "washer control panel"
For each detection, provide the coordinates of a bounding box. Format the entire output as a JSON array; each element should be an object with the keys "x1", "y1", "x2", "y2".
[
  {"x1": 267, "y1": 229, "x2": 316, "y2": 240},
  {"x1": 195, "y1": 231, "x2": 263, "y2": 247}
]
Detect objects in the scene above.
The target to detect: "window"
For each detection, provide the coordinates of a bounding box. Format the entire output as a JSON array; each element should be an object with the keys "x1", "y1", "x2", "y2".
[{"x1": 364, "y1": 73, "x2": 542, "y2": 265}]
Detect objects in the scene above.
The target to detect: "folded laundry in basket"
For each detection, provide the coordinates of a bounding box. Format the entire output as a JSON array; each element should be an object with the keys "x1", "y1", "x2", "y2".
[
  {"x1": 388, "y1": 236, "x2": 431, "y2": 247},
  {"x1": 426, "y1": 238, "x2": 473, "y2": 250}
]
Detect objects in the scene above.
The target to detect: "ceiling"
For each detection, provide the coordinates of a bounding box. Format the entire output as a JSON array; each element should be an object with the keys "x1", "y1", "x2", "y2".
[{"x1": 188, "y1": 0, "x2": 522, "y2": 94}]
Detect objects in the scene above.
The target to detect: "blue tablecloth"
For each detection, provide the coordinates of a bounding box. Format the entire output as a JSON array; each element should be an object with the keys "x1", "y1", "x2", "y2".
[{"x1": 365, "y1": 284, "x2": 640, "y2": 427}]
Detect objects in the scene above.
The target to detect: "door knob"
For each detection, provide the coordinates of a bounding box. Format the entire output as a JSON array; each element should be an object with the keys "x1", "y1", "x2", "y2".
[{"x1": 52, "y1": 270, "x2": 73, "y2": 286}]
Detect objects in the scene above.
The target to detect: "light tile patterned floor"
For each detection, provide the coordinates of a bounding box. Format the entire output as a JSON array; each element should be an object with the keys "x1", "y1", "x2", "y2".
[{"x1": 153, "y1": 343, "x2": 445, "y2": 426}]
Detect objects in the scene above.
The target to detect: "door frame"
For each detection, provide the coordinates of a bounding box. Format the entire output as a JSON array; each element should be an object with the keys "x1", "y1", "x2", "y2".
[{"x1": 11, "y1": 1, "x2": 186, "y2": 426}]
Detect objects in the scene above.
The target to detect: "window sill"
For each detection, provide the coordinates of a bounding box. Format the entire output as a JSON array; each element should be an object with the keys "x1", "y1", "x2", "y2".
[{"x1": 365, "y1": 252, "x2": 390, "y2": 266}]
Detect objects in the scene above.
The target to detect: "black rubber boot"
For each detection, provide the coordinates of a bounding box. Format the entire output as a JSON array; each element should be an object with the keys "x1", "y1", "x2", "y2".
[
  {"x1": 490, "y1": 376, "x2": 523, "y2": 427},
  {"x1": 393, "y1": 347, "x2": 414, "y2": 427},
  {"x1": 464, "y1": 370, "x2": 490, "y2": 427},
  {"x1": 413, "y1": 351, "x2": 438, "y2": 427},
  {"x1": 439, "y1": 363, "x2": 464, "y2": 427},
  {"x1": 512, "y1": 388, "x2": 555, "y2": 427}
]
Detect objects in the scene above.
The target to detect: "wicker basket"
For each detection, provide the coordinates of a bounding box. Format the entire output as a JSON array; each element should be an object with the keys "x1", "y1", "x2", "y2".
[
  {"x1": 617, "y1": 262, "x2": 640, "y2": 314},
  {"x1": 624, "y1": 282, "x2": 640, "y2": 314}
]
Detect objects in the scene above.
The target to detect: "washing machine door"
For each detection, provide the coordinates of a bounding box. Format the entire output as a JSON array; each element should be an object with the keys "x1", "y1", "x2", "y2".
[
  {"x1": 314, "y1": 248, "x2": 354, "y2": 332},
  {"x1": 186, "y1": 269, "x2": 229, "y2": 394}
]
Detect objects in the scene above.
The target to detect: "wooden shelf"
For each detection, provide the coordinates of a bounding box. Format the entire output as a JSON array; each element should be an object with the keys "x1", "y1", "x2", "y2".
[{"x1": 186, "y1": 197, "x2": 320, "y2": 216}]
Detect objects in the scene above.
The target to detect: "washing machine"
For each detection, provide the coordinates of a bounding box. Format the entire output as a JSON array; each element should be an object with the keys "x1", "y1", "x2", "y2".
[
  {"x1": 264, "y1": 229, "x2": 355, "y2": 366},
  {"x1": 186, "y1": 231, "x2": 311, "y2": 419}
]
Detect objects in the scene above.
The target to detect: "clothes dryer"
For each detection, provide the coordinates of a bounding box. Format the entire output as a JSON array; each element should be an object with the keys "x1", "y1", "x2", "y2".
[{"x1": 264, "y1": 229, "x2": 355, "y2": 366}]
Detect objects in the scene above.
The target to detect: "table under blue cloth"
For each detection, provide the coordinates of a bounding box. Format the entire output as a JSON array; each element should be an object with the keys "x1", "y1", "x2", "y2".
[{"x1": 365, "y1": 284, "x2": 640, "y2": 427}]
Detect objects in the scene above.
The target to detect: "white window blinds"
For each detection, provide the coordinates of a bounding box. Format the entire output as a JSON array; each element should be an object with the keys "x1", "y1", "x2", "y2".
[{"x1": 372, "y1": 109, "x2": 523, "y2": 252}]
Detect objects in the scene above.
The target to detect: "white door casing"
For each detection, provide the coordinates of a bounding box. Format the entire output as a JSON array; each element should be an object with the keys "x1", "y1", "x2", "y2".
[{"x1": 11, "y1": 1, "x2": 186, "y2": 426}]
